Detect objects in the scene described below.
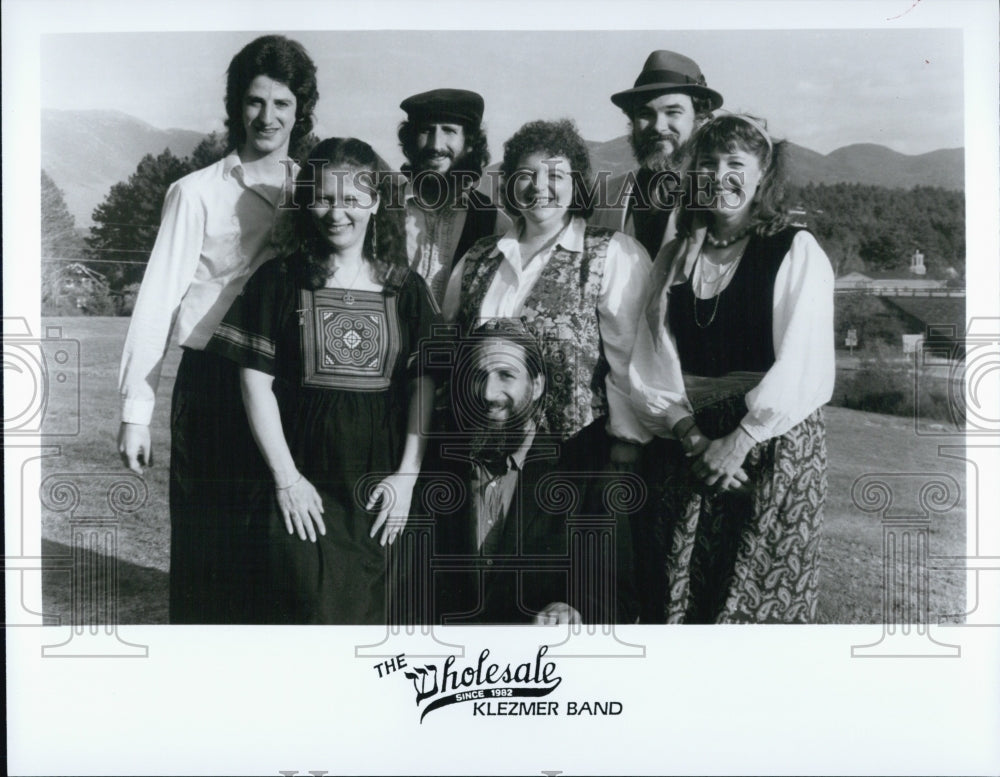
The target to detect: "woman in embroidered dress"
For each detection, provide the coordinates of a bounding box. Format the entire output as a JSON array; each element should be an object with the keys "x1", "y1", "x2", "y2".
[
  {"x1": 628, "y1": 114, "x2": 835, "y2": 623},
  {"x1": 442, "y1": 119, "x2": 651, "y2": 460},
  {"x1": 206, "y1": 138, "x2": 438, "y2": 624}
]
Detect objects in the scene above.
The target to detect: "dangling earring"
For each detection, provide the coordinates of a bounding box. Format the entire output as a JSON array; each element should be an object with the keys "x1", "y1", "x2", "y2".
[{"x1": 371, "y1": 219, "x2": 378, "y2": 264}]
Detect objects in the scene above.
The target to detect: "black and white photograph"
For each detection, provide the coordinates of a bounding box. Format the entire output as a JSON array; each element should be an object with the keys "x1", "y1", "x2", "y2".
[{"x1": 4, "y1": 0, "x2": 999, "y2": 774}]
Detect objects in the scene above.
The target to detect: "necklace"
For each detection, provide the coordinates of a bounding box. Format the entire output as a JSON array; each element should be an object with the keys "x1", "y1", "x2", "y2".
[
  {"x1": 705, "y1": 226, "x2": 750, "y2": 248},
  {"x1": 331, "y1": 260, "x2": 365, "y2": 305},
  {"x1": 693, "y1": 250, "x2": 742, "y2": 329}
]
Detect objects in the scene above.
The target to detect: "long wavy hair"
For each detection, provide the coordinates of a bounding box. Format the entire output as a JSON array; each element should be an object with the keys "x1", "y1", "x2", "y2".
[
  {"x1": 677, "y1": 113, "x2": 790, "y2": 239},
  {"x1": 499, "y1": 119, "x2": 595, "y2": 220},
  {"x1": 397, "y1": 120, "x2": 491, "y2": 183},
  {"x1": 224, "y1": 35, "x2": 319, "y2": 153},
  {"x1": 290, "y1": 137, "x2": 406, "y2": 291}
]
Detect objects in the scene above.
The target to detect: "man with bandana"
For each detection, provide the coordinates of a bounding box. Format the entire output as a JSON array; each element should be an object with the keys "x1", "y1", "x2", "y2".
[{"x1": 413, "y1": 320, "x2": 592, "y2": 625}]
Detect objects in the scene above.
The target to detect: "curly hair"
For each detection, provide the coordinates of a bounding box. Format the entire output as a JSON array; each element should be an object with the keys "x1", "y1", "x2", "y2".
[
  {"x1": 499, "y1": 119, "x2": 594, "y2": 219},
  {"x1": 397, "y1": 120, "x2": 491, "y2": 183},
  {"x1": 224, "y1": 35, "x2": 319, "y2": 153},
  {"x1": 290, "y1": 138, "x2": 407, "y2": 291},
  {"x1": 677, "y1": 113, "x2": 789, "y2": 238}
]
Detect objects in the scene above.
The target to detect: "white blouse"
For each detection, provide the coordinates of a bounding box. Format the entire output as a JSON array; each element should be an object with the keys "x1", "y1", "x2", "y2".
[
  {"x1": 443, "y1": 215, "x2": 652, "y2": 443},
  {"x1": 628, "y1": 223, "x2": 835, "y2": 444}
]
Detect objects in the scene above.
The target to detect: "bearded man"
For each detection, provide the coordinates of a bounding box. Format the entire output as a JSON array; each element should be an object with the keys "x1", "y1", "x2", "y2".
[
  {"x1": 397, "y1": 88, "x2": 509, "y2": 304},
  {"x1": 412, "y1": 319, "x2": 585, "y2": 625},
  {"x1": 590, "y1": 50, "x2": 723, "y2": 259}
]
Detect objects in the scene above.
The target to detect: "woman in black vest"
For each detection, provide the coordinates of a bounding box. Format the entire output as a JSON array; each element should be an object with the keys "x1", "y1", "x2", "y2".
[{"x1": 629, "y1": 114, "x2": 835, "y2": 623}]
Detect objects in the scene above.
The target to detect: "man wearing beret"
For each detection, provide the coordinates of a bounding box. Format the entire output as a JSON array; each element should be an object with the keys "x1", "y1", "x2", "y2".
[
  {"x1": 397, "y1": 88, "x2": 509, "y2": 304},
  {"x1": 590, "y1": 50, "x2": 723, "y2": 259}
]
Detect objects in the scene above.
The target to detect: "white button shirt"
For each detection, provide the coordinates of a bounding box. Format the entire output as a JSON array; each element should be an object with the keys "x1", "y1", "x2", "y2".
[
  {"x1": 118, "y1": 152, "x2": 291, "y2": 425},
  {"x1": 443, "y1": 215, "x2": 652, "y2": 443},
  {"x1": 629, "y1": 225, "x2": 836, "y2": 443}
]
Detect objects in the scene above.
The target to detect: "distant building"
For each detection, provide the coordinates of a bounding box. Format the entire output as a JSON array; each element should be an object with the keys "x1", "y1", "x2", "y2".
[
  {"x1": 834, "y1": 270, "x2": 949, "y2": 293},
  {"x1": 788, "y1": 206, "x2": 808, "y2": 228},
  {"x1": 909, "y1": 249, "x2": 926, "y2": 275},
  {"x1": 881, "y1": 296, "x2": 966, "y2": 358}
]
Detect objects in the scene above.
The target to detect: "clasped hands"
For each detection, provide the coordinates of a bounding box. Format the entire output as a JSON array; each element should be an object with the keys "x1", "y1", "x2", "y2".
[{"x1": 673, "y1": 417, "x2": 755, "y2": 495}]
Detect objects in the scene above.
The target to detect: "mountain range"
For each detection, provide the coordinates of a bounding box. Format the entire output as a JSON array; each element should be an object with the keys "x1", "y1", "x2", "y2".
[
  {"x1": 41, "y1": 109, "x2": 964, "y2": 226},
  {"x1": 42, "y1": 109, "x2": 205, "y2": 227}
]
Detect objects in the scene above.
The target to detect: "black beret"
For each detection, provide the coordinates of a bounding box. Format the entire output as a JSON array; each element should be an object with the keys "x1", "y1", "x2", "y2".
[{"x1": 400, "y1": 88, "x2": 484, "y2": 126}]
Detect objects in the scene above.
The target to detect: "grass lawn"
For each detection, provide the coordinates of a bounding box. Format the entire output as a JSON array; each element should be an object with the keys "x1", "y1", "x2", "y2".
[{"x1": 38, "y1": 316, "x2": 967, "y2": 625}]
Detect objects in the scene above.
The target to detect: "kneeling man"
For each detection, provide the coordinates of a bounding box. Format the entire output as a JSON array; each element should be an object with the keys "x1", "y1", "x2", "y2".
[{"x1": 417, "y1": 319, "x2": 582, "y2": 625}]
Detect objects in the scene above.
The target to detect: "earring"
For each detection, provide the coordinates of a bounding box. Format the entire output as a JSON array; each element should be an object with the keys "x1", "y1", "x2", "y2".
[{"x1": 371, "y1": 219, "x2": 378, "y2": 263}]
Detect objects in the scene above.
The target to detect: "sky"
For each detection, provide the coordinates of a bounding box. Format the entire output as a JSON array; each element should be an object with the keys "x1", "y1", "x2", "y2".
[{"x1": 40, "y1": 26, "x2": 964, "y2": 168}]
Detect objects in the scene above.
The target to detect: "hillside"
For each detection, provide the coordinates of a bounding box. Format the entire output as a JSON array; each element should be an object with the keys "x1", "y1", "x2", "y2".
[
  {"x1": 42, "y1": 109, "x2": 964, "y2": 226},
  {"x1": 41, "y1": 109, "x2": 205, "y2": 226}
]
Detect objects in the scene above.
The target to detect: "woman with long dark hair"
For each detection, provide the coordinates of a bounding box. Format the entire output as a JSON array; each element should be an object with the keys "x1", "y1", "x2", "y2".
[
  {"x1": 629, "y1": 114, "x2": 835, "y2": 623},
  {"x1": 206, "y1": 137, "x2": 438, "y2": 624}
]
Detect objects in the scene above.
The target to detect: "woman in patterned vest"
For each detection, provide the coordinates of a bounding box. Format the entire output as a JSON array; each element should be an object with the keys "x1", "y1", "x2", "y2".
[
  {"x1": 629, "y1": 114, "x2": 835, "y2": 623},
  {"x1": 206, "y1": 138, "x2": 439, "y2": 623},
  {"x1": 441, "y1": 119, "x2": 651, "y2": 463}
]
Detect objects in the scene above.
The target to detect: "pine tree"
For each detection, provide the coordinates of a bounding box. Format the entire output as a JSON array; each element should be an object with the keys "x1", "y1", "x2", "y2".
[{"x1": 85, "y1": 148, "x2": 191, "y2": 289}]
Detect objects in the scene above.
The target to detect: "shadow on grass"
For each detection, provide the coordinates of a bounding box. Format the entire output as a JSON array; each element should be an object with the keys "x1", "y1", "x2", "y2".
[{"x1": 42, "y1": 538, "x2": 168, "y2": 625}]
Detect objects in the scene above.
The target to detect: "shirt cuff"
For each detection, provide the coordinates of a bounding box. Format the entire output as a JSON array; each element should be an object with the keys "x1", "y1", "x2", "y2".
[
  {"x1": 737, "y1": 413, "x2": 774, "y2": 444},
  {"x1": 121, "y1": 398, "x2": 155, "y2": 426},
  {"x1": 606, "y1": 384, "x2": 653, "y2": 444}
]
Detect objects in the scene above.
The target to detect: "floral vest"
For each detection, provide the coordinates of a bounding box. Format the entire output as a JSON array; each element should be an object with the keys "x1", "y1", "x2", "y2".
[{"x1": 456, "y1": 226, "x2": 614, "y2": 440}]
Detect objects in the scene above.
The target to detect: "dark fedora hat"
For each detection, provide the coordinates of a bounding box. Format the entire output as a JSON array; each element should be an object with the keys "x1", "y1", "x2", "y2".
[
  {"x1": 400, "y1": 88, "x2": 484, "y2": 126},
  {"x1": 611, "y1": 50, "x2": 723, "y2": 112}
]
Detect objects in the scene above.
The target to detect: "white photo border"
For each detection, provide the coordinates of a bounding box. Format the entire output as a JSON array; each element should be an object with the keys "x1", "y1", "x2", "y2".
[{"x1": 5, "y1": 1, "x2": 999, "y2": 775}]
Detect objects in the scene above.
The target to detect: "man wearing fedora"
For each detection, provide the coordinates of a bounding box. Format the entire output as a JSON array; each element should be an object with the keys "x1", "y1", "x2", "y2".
[
  {"x1": 590, "y1": 50, "x2": 723, "y2": 260},
  {"x1": 397, "y1": 88, "x2": 509, "y2": 304}
]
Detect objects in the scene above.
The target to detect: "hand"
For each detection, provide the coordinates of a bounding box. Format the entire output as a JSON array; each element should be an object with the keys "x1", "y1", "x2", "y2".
[
  {"x1": 534, "y1": 602, "x2": 582, "y2": 626},
  {"x1": 673, "y1": 416, "x2": 709, "y2": 458},
  {"x1": 276, "y1": 475, "x2": 326, "y2": 542},
  {"x1": 367, "y1": 472, "x2": 417, "y2": 547},
  {"x1": 681, "y1": 428, "x2": 710, "y2": 458},
  {"x1": 118, "y1": 422, "x2": 153, "y2": 474},
  {"x1": 714, "y1": 467, "x2": 751, "y2": 495},
  {"x1": 692, "y1": 427, "x2": 756, "y2": 488},
  {"x1": 608, "y1": 439, "x2": 642, "y2": 472}
]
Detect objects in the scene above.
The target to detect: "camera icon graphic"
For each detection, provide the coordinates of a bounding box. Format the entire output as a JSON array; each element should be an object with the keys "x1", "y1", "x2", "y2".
[
  {"x1": 914, "y1": 318, "x2": 999, "y2": 438},
  {"x1": 3, "y1": 317, "x2": 81, "y2": 437}
]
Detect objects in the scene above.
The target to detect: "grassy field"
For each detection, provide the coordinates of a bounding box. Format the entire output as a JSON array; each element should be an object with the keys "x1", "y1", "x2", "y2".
[{"x1": 38, "y1": 316, "x2": 967, "y2": 625}]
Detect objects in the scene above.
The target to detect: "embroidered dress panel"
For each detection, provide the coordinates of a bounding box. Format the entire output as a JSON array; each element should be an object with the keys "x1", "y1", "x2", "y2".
[{"x1": 298, "y1": 288, "x2": 400, "y2": 390}]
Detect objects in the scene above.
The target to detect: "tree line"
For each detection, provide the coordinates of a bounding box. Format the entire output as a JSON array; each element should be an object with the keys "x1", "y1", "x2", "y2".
[
  {"x1": 42, "y1": 137, "x2": 965, "y2": 314},
  {"x1": 786, "y1": 182, "x2": 965, "y2": 279}
]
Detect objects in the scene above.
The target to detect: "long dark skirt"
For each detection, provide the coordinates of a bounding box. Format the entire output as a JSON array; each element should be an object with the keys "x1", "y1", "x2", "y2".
[
  {"x1": 169, "y1": 347, "x2": 268, "y2": 624},
  {"x1": 260, "y1": 491, "x2": 388, "y2": 625},
  {"x1": 635, "y1": 406, "x2": 828, "y2": 624}
]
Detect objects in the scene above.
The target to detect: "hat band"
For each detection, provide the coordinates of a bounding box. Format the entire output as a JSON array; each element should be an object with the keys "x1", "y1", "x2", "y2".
[{"x1": 634, "y1": 68, "x2": 706, "y2": 89}]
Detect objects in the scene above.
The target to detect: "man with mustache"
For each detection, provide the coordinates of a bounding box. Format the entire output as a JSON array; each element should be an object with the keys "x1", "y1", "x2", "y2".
[
  {"x1": 397, "y1": 89, "x2": 509, "y2": 304},
  {"x1": 590, "y1": 50, "x2": 723, "y2": 259},
  {"x1": 412, "y1": 319, "x2": 585, "y2": 625}
]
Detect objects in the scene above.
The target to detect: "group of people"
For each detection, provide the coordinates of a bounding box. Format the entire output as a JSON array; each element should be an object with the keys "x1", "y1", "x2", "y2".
[{"x1": 117, "y1": 36, "x2": 835, "y2": 626}]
